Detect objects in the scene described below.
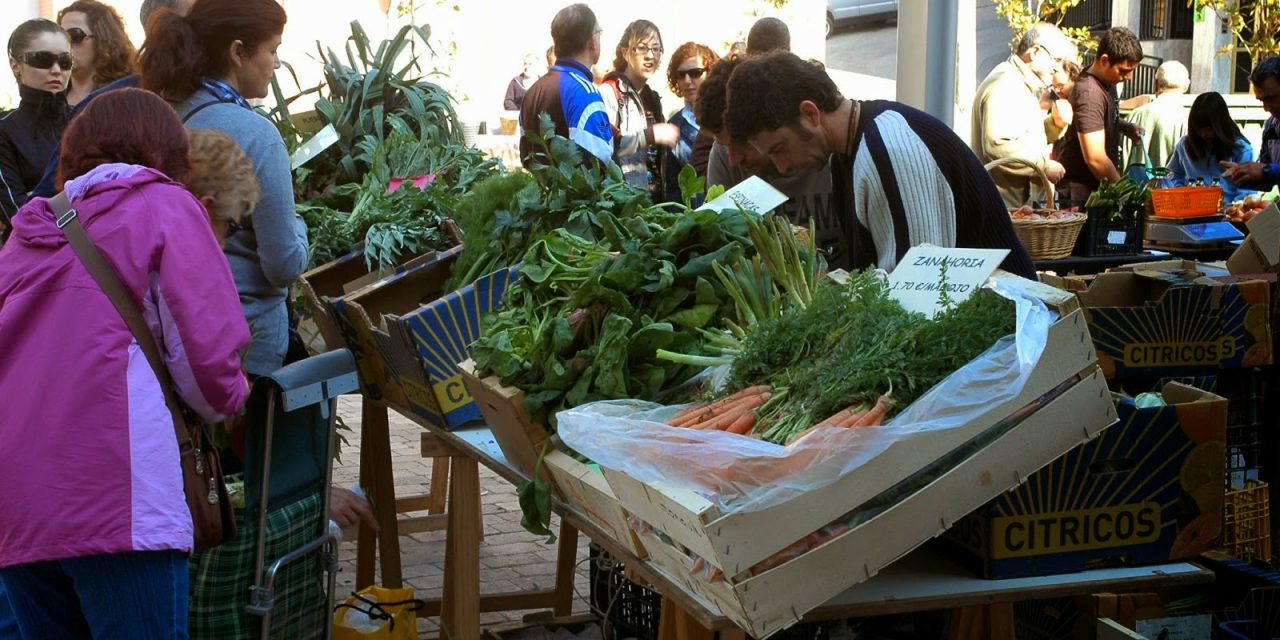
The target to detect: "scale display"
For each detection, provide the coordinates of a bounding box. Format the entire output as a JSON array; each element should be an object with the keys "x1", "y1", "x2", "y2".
[{"x1": 1145, "y1": 220, "x2": 1244, "y2": 246}]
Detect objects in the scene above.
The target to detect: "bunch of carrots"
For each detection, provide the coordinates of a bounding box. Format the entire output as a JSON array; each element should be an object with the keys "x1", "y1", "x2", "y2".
[
  {"x1": 666, "y1": 385, "x2": 894, "y2": 441},
  {"x1": 665, "y1": 385, "x2": 772, "y2": 434}
]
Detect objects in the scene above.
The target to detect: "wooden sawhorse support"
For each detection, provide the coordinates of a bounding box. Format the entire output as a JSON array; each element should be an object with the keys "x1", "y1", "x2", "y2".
[{"x1": 354, "y1": 400, "x2": 579, "y2": 638}]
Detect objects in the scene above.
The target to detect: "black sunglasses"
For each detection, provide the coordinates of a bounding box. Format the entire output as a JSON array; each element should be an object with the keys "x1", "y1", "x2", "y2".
[
  {"x1": 22, "y1": 51, "x2": 73, "y2": 71},
  {"x1": 676, "y1": 67, "x2": 705, "y2": 80},
  {"x1": 65, "y1": 28, "x2": 93, "y2": 44}
]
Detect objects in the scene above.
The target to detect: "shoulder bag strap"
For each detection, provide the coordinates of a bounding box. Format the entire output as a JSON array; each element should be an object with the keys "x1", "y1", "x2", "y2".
[
  {"x1": 50, "y1": 192, "x2": 188, "y2": 435},
  {"x1": 181, "y1": 99, "x2": 225, "y2": 124}
]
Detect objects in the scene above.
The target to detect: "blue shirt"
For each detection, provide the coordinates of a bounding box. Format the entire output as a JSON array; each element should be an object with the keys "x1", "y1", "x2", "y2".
[{"x1": 1165, "y1": 135, "x2": 1257, "y2": 203}]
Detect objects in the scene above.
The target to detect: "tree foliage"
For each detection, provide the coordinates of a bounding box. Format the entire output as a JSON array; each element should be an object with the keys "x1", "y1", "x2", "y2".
[
  {"x1": 1194, "y1": 0, "x2": 1280, "y2": 67},
  {"x1": 993, "y1": 0, "x2": 1096, "y2": 53}
]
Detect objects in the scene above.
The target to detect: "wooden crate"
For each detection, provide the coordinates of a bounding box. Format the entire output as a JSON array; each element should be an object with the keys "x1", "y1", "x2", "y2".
[
  {"x1": 459, "y1": 361, "x2": 647, "y2": 556},
  {"x1": 597, "y1": 282, "x2": 1117, "y2": 637},
  {"x1": 544, "y1": 451, "x2": 647, "y2": 558},
  {"x1": 458, "y1": 358, "x2": 550, "y2": 479}
]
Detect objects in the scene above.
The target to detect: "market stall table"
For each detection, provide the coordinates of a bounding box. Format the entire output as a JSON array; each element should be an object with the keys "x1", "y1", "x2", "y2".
[{"x1": 354, "y1": 399, "x2": 1215, "y2": 639}]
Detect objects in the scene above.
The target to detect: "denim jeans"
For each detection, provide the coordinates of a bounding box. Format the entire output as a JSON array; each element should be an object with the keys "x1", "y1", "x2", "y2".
[
  {"x1": 0, "y1": 550, "x2": 188, "y2": 640},
  {"x1": 0, "y1": 581, "x2": 18, "y2": 640}
]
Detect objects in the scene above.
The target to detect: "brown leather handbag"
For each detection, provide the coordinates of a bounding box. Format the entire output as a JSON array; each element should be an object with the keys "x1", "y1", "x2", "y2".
[{"x1": 52, "y1": 192, "x2": 237, "y2": 552}]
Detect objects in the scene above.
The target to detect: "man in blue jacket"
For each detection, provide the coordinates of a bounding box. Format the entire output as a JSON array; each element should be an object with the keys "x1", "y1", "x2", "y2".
[
  {"x1": 519, "y1": 3, "x2": 614, "y2": 166},
  {"x1": 1223, "y1": 56, "x2": 1280, "y2": 189}
]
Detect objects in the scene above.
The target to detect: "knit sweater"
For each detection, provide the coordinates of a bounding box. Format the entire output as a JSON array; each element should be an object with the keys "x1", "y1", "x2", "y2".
[
  {"x1": 833, "y1": 100, "x2": 1036, "y2": 279},
  {"x1": 176, "y1": 88, "x2": 309, "y2": 375}
]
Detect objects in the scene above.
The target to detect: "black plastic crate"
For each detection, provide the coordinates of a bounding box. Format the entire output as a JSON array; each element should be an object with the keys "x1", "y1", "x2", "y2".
[
  {"x1": 587, "y1": 543, "x2": 852, "y2": 639},
  {"x1": 589, "y1": 543, "x2": 662, "y2": 640},
  {"x1": 1075, "y1": 204, "x2": 1145, "y2": 256}
]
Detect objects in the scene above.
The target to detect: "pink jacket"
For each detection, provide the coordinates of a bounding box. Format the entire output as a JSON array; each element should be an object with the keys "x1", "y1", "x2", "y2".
[{"x1": 0, "y1": 165, "x2": 250, "y2": 567}]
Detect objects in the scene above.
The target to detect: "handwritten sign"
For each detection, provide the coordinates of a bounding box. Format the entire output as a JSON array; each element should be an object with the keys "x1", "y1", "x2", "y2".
[
  {"x1": 697, "y1": 176, "x2": 788, "y2": 214},
  {"x1": 887, "y1": 246, "x2": 1008, "y2": 318},
  {"x1": 289, "y1": 123, "x2": 339, "y2": 170}
]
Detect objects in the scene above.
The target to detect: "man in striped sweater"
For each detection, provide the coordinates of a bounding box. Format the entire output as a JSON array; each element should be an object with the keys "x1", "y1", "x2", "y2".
[{"x1": 724, "y1": 52, "x2": 1036, "y2": 279}]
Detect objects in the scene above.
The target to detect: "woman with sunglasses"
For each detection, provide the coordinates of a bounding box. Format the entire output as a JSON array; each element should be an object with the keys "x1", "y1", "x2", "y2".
[
  {"x1": 140, "y1": 0, "x2": 307, "y2": 380},
  {"x1": 665, "y1": 42, "x2": 718, "y2": 180},
  {"x1": 600, "y1": 20, "x2": 681, "y2": 201},
  {"x1": 58, "y1": 0, "x2": 137, "y2": 107},
  {"x1": 1, "y1": 19, "x2": 71, "y2": 231}
]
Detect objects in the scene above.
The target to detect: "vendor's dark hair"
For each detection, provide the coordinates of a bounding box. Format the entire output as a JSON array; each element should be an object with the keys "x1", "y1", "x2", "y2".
[
  {"x1": 1251, "y1": 55, "x2": 1280, "y2": 88},
  {"x1": 612, "y1": 20, "x2": 661, "y2": 73},
  {"x1": 58, "y1": 1, "x2": 137, "y2": 85},
  {"x1": 725, "y1": 51, "x2": 843, "y2": 143},
  {"x1": 57, "y1": 88, "x2": 191, "y2": 189},
  {"x1": 696, "y1": 56, "x2": 744, "y2": 135},
  {"x1": 6, "y1": 19, "x2": 63, "y2": 59},
  {"x1": 746, "y1": 17, "x2": 790, "y2": 54},
  {"x1": 1185, "y1": 91, "x2": 1243, "y2": 163},
  {"x1": 550, "y1": 3, "x2": 597, "y2": 59},
  {"x1": 139, "y1": 0, "x2": 286, "y2": 101},
  {"x1": 1096, "y1": 26, "x2": 1142, "y2": 65}
]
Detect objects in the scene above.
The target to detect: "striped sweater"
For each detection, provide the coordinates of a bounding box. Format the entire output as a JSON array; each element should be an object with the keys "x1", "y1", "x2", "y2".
[{"x1": 832, "y1": 100, "x2": 1036, "y2": 279}]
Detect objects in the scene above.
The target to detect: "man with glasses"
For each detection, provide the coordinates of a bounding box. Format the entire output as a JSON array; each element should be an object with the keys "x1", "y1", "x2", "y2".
[
  {"x1": 1221, "y1": 56, "x2": 1280, "y2": 189},
  {"x1": 1057, "y1": 27, "x2": 1145, "y2": 203},
  {"x1": 972, "y1": 23, "x2": 1077, "y2": 207},
  {"x1": 519, "y1": 3, "x2": 614, "y2": 167}
]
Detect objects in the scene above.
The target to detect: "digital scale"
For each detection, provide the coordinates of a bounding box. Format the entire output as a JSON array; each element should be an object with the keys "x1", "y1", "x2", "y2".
[{"x1": 1144, "y1": 213, "x2": 1244, "y2": 249}]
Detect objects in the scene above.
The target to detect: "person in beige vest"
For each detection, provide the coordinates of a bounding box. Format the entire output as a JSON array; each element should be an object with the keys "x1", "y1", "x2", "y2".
[{"x1": 972, "y1": 23, "x2": 1078, "y2": 207}]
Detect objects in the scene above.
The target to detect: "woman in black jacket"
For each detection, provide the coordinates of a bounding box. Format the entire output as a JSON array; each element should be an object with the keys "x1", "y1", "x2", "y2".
[{"x1": 1, "y1": 19, "x2": 71, "y2": 230}]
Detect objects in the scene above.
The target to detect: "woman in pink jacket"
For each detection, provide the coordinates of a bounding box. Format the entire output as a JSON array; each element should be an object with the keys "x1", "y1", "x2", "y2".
[{"x1": 0, "y1": 88, "x2": 250, "y2": 639}]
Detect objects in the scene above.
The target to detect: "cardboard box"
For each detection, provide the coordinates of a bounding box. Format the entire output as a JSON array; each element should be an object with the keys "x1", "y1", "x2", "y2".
[
  {"x1": 331, "y1": 248, "x2": 518, "y2": 428},
  {"x1": 297, "y1": 248, "x2": 442, "y2": 353},
  {"x1": 1228, "y1": 202, "x2": 1280, "y2": 274},
  {"x1": 945, "y1": 383, "x2": 1228, "y2": 579},
  {"x1": 601, "y1": 280, "x2": 1117, "y2": 638},
  {"x1": 1042, "y1": 263, "x2": 1272, "y2": 380}
]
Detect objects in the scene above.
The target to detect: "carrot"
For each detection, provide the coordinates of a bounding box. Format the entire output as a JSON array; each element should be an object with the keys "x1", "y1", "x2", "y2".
[
  {"x1": 668, "y1": 385, "x2": 770, "y2": 426},
  {"x1": 689, "y1": 392, "x2": 771, "y2": 430},
  {"x1": 693, "y1": 405, "x2": 752, "y2": 431},
  {"x1": 725, "y1": 410, "x2": 756, "y2": 435},
  {"x1": 815, "y1": 403, "x2": 866, "y2": 428},
  {"x1": 848, "y1": 393, "x2": 892, "y2": 427},
  {"x1": 836, "y1": 408, "x2": 871, "y2": 428},
  {"x1": 707, "y1": 568, "x2": 725, "y2": 583},
  {"x1": 691, "y1": 557, "x2": 706, "y2": 575}
]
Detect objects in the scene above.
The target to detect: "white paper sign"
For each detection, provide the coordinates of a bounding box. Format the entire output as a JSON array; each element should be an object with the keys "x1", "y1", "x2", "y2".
[
  {"x1": 696, "y1": 176, "x2": 788, "y2": 214},
  {"x1": 289, "y1": 123, "x2": 339, "y2": 170},
  {"x1": 887, "y1": 246, "x2": 1009, "y2": 318}
]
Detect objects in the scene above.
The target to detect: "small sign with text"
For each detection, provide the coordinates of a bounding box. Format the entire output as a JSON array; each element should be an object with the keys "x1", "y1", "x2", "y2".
[
  {"x1": 697, "y1": 176, "x2": 788, "y2": 215},
  {"x1": 887, "y1": 246, "x2": 1008, "y2": 317}
]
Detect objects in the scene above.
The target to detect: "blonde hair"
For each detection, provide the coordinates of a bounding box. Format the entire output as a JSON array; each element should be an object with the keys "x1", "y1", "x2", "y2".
[{"x1": 186, "y1": 129, "x2": 259, "y2": 224}]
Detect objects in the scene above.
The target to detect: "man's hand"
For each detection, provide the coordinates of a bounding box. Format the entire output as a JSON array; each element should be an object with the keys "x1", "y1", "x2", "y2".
[
  {"x1": 1045, "y1": 159, "x2": 1066, "y2": 182},
  {"x1": 650, "y1": 123, "x2": 680, "y2": 147},
  {"x1": 331, "y1": 486, "x2": 379, "y2": 533},
  {"x1": 1121, "y1": 121, "x2": 1145, "y2": 145},
  {"x1": 1221, "y1": 161, "x2": 1266, "y2": 184}
]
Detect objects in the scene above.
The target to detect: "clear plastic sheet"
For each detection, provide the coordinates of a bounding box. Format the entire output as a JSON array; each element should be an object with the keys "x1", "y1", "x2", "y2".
[{"x1": 557, "y1": 280, "x2": 1055, "y2": 514}]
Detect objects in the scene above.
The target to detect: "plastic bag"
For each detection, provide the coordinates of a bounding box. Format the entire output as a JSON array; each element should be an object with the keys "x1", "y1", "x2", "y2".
[
  {"x1": 333, "y1": 586, "x2": 423, "y2": 640},
  {"x1": 558, "y1": 279, "x2": 1054, "y2": 514}
]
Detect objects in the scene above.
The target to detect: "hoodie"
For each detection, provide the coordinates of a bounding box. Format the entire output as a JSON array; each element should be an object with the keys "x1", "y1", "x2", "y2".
[{"x1": 0, "y1": 166, "x2": 250, "y2": 567}]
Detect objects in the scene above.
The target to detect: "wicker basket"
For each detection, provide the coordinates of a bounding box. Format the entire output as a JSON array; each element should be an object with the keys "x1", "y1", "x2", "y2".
[{"x1": 986, "y1": 157, "x2": 1086, "y2": 260}]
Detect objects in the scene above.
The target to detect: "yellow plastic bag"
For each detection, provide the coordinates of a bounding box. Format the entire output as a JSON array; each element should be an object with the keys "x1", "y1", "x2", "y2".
[{"x1": 332, "y1": 586, "x2": 422, "y2": 640}]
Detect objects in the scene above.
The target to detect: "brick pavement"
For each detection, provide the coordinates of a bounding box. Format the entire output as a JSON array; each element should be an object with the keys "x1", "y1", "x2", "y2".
[{"x1": 331, "y1": 396, "x2": 594, "y2": 639}]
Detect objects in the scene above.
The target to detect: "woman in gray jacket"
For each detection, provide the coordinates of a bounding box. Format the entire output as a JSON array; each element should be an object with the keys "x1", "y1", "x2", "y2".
[{"x1": 600, "y1": 20, "x2": 680, "y2": 200}]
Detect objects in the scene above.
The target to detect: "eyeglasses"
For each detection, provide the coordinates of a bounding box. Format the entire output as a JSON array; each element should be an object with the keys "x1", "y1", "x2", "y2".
[
  {"x1": 631, "y1": 45, "x2": 663, "y2": 58},
  {"x1": 65, "y1": 28, "x2": 93, "y2": 44},
  {"x1": 675, "y1": 67, "x2": 705, "y2": 80},
  {"x1": 22, "y1": 51, "x2": 73, "y2": 70}
]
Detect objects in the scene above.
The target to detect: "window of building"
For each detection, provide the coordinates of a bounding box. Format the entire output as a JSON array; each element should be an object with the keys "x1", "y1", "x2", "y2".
[{"x1": 1142, "y1": 0, "x2": 1194, "y2": 39}]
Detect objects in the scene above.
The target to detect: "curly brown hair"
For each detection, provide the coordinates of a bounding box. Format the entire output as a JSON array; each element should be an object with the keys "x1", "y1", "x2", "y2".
[
  {"x1": 58, "y1": 0, "x2": 136, "y2": 87},
  {"x1": 666, "y1": 42, "x2": 719, "y2": 96}
]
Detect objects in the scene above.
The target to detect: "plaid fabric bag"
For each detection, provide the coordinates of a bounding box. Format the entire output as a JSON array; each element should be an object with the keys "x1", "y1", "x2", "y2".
[{"x1": 189, "y1": 491, "x2": 328, "y2": 640}]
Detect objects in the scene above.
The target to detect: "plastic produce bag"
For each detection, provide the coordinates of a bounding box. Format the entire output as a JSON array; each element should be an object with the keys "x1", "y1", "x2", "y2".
[
  {"x1": 558, "y1": 280, "x2": 1054, "y2": 514},
  {"x1": 333, "y1": 586, "x2": 422, "y2": 640}
]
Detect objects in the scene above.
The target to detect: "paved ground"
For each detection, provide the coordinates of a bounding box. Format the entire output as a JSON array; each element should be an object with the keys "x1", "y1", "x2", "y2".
[{"x1": 331, "y1": 395, "x2": 594, "y2": 639}]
